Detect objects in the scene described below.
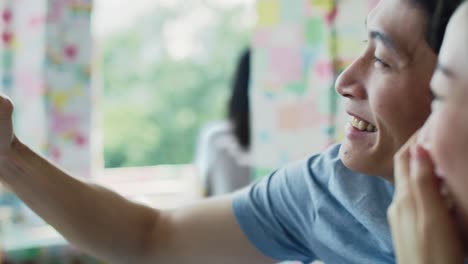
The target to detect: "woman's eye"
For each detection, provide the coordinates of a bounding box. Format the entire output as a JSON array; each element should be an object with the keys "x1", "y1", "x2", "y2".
[
  {"x1": 430, "y1": 89, "x2": 445, "y2": 111},
  {"x1": 430, "y1": 90, "x2": 436, "y2": 101},
  {"x1": 430, "y1": 99, "x2": 439, "y2": 110},
  {"x1": 430, "y1": 90, "x2": 444, "y2": 102}
]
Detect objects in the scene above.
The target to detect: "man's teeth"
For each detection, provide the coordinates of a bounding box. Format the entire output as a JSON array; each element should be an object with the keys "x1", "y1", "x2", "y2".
[{"x1": 351, "y1": 117, "x2": 377, "y2": 132}]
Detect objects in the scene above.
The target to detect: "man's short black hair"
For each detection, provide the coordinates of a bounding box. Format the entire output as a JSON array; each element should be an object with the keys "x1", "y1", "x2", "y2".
[{"x1": 411, "y1": 0, "x2": 463, "y2": 53}]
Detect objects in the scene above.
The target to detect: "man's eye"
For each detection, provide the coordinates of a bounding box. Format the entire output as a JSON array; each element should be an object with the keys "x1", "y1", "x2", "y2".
[{"x1": 373, "y1": 56, "x2": 390, "y2": 68}]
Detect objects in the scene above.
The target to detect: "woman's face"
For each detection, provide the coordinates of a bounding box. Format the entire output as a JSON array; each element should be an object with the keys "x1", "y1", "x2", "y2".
[{"x1": 419, "y1": 3, "x2": 468, "y2": 229}]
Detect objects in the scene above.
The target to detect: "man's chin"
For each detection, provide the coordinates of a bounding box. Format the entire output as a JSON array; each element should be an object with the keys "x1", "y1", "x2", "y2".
[
  {"x1": 339, "y1": 144, "x2": 392, "y2": 179},
  {"x1": 339, "y1": 146, "x2": 370, "y2": 173},
  {"x1": 340, "y1": 154, "x2": 372, "y2": 174}
]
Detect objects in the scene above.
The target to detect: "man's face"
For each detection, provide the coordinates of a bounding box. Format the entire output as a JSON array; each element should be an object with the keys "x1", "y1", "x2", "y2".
[{"x1": 335, "y1": 0, "x2": 437, "y2": 180}]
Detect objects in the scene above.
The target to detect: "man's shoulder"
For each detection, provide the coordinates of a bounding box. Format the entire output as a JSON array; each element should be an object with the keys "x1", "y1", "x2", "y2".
[
  {"x1": 284, "y1": 144, "x2": 387, "y2": 189},
  {"x1": 272, "y1": 145, "x2": 351, "y2": 189},
  {"x1": 252, "y1": 144, "x2": 390, "y2": 197},
  {"x1": 306, "y1": 144, "x2": 342, "y2": 166},
  {"x1": 300, "y1": 144, "x2": 355, "y2": 178},
  {"x1": 286, "y1": 144, "x2": 342, "y2": 168}
]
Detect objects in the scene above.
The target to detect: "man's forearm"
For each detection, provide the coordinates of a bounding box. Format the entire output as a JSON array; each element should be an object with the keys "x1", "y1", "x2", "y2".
[{"x1": 0, "y1": 138, "x2": 163, "y2": 263}]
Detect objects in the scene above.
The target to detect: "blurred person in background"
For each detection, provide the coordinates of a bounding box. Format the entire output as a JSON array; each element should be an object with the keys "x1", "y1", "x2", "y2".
[{"x1": 195, "y1": 48, "x2": 252, "y2": 197}]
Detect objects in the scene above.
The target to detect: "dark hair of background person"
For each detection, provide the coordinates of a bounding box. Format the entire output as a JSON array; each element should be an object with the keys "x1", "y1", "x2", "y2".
[
  {"x1": 228, "y1": 48, "x2": 251, "y2": 150},
  {"x1": 411, "y1": 0, "x2": 463, "y2": 53}
]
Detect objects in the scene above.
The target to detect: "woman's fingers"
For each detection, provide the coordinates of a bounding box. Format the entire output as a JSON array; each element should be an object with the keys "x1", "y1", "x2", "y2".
[
  {"x1": 394, "y1": 132, "x2": 419, "y2": 192},
  {"x1": 390, "y1": 132, "x2": 422, "y2": 263},
  {"x1": 408, "y1": 145, "x2": 465, "y2": 263},
  {"x1": 394, "y1": 142, "x2": 411, "y2": 197},
  {"x1": 390, "y1": 134, "x2": 465, "y2": 264},
  {"x1": 410, "y1": 145, "x2": 446, "y2": 215}
]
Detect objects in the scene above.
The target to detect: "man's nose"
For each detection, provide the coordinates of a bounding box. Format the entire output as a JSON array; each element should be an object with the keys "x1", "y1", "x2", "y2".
[{"x1": 335, "y1": 57, "x2": 367, "y2": 100}]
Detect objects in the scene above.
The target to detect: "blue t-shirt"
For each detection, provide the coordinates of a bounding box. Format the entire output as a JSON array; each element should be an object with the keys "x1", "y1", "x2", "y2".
[{"x1": 232, "y1": 144, "x2": 395, "y2": 264}]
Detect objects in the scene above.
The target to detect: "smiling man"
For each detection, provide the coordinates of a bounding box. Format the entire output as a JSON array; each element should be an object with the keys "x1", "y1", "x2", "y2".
[
  {"x1": 337, "y1": 0, "x2": 438, "y2": 180},
  {"x1": 0, "y1": 0, "x2": 461, "y2": 264}
]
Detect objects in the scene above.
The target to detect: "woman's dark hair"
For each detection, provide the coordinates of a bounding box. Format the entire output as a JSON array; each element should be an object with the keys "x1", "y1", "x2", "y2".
[
  {"x1": 411, "y1": 0, "x2": 463, "y2": 53},
  {"x1": 228, "y1": 48, "x2": 251, "y2": 150}
]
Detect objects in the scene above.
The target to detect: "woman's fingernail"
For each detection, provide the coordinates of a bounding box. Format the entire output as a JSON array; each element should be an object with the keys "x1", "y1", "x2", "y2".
[{"x1": 411, "y1": 144, "x2": 427, "y2": 161}]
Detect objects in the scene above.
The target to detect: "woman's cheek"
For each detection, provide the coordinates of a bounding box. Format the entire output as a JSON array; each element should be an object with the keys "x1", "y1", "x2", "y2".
[
  {"x1": 430, "y1": 111, "x2": 456, "y2": 177},
  {"x1": 432, "y1": 107, "x2": 468, "y2": 206}
]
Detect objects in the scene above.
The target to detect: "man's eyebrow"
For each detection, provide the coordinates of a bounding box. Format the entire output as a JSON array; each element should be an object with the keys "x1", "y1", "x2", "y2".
[
  {"x1": 436, "y1": 62, "x2": 456, "y2": 79},
  {"x1": 365, "y1": 19, "x2": 399, "y2": 54},
  {"x1": 369, "y1": 31, "x2": 397, "y2": 52}
]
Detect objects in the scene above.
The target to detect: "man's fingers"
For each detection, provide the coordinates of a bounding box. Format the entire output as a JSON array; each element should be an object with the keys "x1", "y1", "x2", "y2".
[{"x1": 0, "y1": 95, "x2": 14, "y2": 120}]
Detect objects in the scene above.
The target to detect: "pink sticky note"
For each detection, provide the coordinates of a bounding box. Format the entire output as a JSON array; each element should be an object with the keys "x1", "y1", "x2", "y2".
[
  {"x1": 2, "y1": 9, "x2": 12, "y2": 23},
  {"x1": 269, "y1": 47, "x2": 303, "y2": 83}
]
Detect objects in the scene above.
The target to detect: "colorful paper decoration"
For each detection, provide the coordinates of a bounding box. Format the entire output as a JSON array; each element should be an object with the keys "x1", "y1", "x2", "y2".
[
  {"x1": 0, "y1": 0, "x2": 94, "y2": 178},
  {"x1": 251, "y1": 0, "x2": 373, "y2": 178}
]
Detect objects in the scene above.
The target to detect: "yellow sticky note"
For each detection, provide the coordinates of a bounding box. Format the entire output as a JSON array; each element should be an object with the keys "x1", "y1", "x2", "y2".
[
  {"x1": 310, "y1": 0, "x2": 334, "y2": 12},
  {"x1": 257, "y1": 0, "x2": 280, "y2": 27}
]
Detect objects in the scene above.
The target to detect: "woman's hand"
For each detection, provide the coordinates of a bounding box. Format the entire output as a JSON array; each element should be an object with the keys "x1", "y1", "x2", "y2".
[{"x1": 388, "y1": 136, "x2": 465, "y2": 264}]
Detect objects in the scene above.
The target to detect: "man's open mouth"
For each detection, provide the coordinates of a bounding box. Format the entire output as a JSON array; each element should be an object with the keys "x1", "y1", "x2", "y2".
[{"x1": 350, "y1": 116, "x2": 378, "y2": 132}]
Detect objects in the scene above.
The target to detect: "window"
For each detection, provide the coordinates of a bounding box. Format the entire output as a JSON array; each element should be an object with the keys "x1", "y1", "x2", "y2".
[{"x1": 93, "y1": 0, "x2": 255, "y2": 169}]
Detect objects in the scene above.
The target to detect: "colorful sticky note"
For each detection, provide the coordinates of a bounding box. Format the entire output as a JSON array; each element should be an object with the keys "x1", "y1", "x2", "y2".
[
  {"x1": 310, "y1": 0, "x2": 334, "y2": 13},
  {"x1": 280, "y1": 0, "x2": 305, "y2": 23},
  {"x1": 305, "y1": 17, "x2": 325, "y2": 46},
  {"x1": 257, "y1": 0, "x2": 280, "y2": 27},
  {"x1": 285, "y1": 81, "x2": 307, "y2": 95},
  {"x1": 268, "y1": 47, "x2": 303, "y2": 83}
]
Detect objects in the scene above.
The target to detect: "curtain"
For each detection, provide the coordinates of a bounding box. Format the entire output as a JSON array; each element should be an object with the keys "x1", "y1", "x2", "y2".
[{"x1": 0, "y1": 0, "x2": 95, "y2": 178}]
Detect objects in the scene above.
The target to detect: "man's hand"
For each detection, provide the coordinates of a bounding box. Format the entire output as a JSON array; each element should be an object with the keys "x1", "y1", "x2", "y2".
[
  {"x1": 388, "y1": 135, "x2": 464, "y2": 264},
  {"x1": 0, "y1": 95, "x2": 15, "y2": 156}
]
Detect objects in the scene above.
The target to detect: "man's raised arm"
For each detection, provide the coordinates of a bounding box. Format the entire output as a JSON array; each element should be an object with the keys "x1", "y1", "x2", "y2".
[{"x1": 0, "y1": 96, "x2": 274, "y2": 264}]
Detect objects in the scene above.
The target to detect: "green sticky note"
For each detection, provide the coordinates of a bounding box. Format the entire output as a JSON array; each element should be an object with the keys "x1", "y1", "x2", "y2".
[
  {"x1": 305, "y1": 18, "x2": 324, "y2": 46},
  {"x1": 285, "y1": 81, "x2": 307, "y2": 95},
  {"x1": 318, "y1": 86, "x2": 339, "y2": 114},
  {"x1": 2, "y1": 52, "x2": 13, "y2": 69}
]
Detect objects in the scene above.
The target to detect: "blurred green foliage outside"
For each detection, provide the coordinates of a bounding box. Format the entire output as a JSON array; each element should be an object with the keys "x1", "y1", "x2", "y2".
[{"x1": 101, "y1": 2, "x2": 251, "y2": 168}]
